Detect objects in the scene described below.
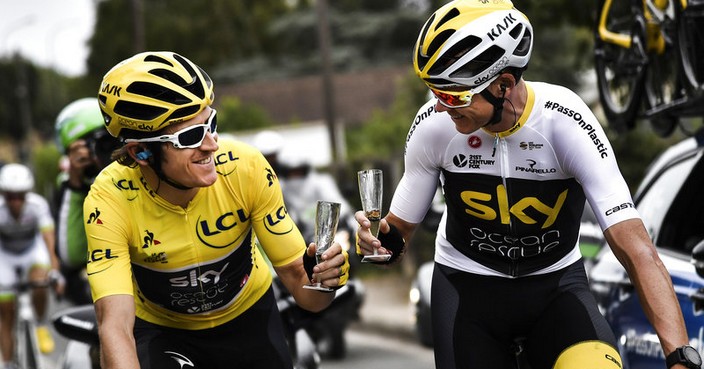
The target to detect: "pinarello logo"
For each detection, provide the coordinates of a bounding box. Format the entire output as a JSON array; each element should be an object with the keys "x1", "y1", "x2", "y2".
[{"x1": 467, "y1": 135, "x2": 481, "y2": 148}]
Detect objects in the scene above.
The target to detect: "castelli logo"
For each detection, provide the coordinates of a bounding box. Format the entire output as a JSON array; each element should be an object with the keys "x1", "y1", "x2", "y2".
[{"x1": 467, "y1": 135, "x2": 482, "y2": 148}]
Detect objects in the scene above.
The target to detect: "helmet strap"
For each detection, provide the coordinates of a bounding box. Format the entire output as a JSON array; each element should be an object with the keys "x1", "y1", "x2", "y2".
[
  {"x1": 142, "y1": 143, "x2": 193, "y2": 191},
  {"x1": 157, "y1": 172, "x2": 193, "y2": 191},
  {"x1": 480, "y1": 88, "x2": 505, "y2": 126},
  {"x1": 152, "y1": 165, "x2": 193, "y2": 191}
]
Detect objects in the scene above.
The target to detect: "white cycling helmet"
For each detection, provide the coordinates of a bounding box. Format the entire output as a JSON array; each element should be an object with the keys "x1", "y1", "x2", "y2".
[
  {"x1": 0, "y1": 163, "x2": 35, "y2": 193},
  {"x1": 278, "y1": 147, "x2": 310, "y2": 170},
  {"x1": 413, "y1": 0, "x2": 533, "y2": 91},
  {"x1": 252, "y1": 130, "x2": 284, "y2": 156}
]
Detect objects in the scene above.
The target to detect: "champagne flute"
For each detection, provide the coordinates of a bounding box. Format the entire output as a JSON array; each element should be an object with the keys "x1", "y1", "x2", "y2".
[
  {"x1": 303, "y1": 200, "x2": 341, "y2": 291},
  {"x1": 358, "y1": 169, "x2": 392, "y2": 263}
]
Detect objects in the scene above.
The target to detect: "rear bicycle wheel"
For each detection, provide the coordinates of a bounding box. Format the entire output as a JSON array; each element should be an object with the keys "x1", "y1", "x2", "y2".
[
  {"x1": 594, "y1": 9, "x2": 648, "y2": 132},
  {"x1": 678, "y1": 3, "x2": 704, "y2": 92}
]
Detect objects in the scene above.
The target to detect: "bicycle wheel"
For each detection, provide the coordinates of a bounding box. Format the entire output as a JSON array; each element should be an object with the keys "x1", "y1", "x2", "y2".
[
  {"x1": 17, "y1": 320, "x2": 42, "y2": 369},
  {"x1": 643, "y1": 9, "x2": 680, "y2": 137},
  {"x1": 678, "y1": 3, "x2": 704, "y2": 93},
  {"x1": 594, "y1": 8, "x2": 648, "y2": 132}
]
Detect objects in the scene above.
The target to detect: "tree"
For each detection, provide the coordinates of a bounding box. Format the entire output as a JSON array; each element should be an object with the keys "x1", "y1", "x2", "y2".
[
  {"x1": 216, "y1": 96, "x2": 276, "y2": 133},
  {"x1": 85, "y1": 0, "x2": 292, "y2": 83}
]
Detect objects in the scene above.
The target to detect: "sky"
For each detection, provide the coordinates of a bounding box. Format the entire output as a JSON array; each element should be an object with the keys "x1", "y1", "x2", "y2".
[{"x1": 1, "y1": 0, "x2": 96, "y2": 77}]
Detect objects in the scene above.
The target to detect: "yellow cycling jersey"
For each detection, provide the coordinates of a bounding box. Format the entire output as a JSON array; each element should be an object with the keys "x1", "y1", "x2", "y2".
[{"x1": 84, "y1": 138, "x2": 305, "y2": 330}]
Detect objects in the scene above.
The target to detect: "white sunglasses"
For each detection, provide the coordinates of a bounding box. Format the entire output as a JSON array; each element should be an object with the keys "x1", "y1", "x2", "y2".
[{"x1": 125, "y1": 109, "x2": 217, "y2": 149}]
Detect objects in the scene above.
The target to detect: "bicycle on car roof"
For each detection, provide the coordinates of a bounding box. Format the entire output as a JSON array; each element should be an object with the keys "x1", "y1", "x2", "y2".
[{"x1": 594, "y1": 0, "x2": 704, "y2": 137}]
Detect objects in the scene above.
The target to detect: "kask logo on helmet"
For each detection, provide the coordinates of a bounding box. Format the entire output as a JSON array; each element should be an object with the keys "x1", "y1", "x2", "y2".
[
  {"x1": 101, "y1": 83, "x2": 122, "y2": 97},
  {"x1": 486, "y1": 13, "x2": 518, "y2": 42}
]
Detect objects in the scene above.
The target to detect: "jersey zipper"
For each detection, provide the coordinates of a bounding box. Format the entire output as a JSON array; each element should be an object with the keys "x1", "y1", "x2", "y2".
[{"x1": 494, "y1": 134, "x2": 518, "y2": 277}]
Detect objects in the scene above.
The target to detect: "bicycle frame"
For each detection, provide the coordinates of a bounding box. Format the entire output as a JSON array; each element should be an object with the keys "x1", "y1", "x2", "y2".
[
  {"x1": 597, "y1": 0, "x2": 676, "y2": 53},
  {"x1": 15, "y1": 287, "x2": 42, "y2": 369},
  {"x1": 597, "y1": 0, "x2": 633, "y2": 49},
  {"x1": 1, "y1": 269, "x2": 48, "y2": 369},
  {"x1": 595, "y1": 0, "x2": 704, "y2": 136}
]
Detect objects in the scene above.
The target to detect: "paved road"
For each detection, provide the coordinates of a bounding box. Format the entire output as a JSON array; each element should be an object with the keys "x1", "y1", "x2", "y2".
[
  {"x1": 37, "y1": 273, "x2": 422, "y2": 369},
  {"x1": 321, "y1": 329, "x2": 434, "y2": 369}
]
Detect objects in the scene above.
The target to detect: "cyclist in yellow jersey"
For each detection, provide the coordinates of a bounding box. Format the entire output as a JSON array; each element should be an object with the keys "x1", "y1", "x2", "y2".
[{"x1": 85, "y1": 51, "x2": 349, "y2": 369}]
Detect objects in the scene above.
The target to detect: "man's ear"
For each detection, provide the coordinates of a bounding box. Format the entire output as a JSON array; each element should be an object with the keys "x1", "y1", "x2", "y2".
[
  {"x1": 135, "y1": 149, "x2": 152, "y2": 161},
  {"x1": 127, "y1": 145, "x2": 152, "y2": 163}
]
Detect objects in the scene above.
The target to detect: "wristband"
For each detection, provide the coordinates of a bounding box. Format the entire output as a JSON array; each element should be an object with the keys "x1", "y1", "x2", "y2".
[
  {"x1": 302, "y1": 249, "x2": 316, "y2": 281},
  {"x1": 373, "y1": 223, "x2": 405, "y2": 265}
]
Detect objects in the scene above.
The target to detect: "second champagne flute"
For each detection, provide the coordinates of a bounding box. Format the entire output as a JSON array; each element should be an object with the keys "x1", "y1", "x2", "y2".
[
  {"x1": 303, "y1": 200, "x2": 341, "y2": 291},
  {"x1": 358, "y1": 169, "x2": 392, "y2": 263}
]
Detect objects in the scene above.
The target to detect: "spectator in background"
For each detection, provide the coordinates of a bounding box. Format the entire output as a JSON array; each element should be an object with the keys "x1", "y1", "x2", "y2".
[
  {"x1": 253, "y1": 130, "x2": 285, "y2": 175},
  {"x1": 252, "y1": 130, "x2": 356, "y2": 251}
]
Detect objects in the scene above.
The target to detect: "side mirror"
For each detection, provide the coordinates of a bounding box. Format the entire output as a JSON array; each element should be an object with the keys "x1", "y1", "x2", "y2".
[{"x1": 691, "y1": 239, "x2": 704, "y2": 278}]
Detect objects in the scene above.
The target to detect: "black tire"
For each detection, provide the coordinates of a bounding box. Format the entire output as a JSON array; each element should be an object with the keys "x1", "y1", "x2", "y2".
[
  {"x1": 650, "y1": 114, "x2": 679, "y2": 137},
  {"x1": 643, "y1": 11, "x2": 680, "y2": 137},
  {"x1": 317, "y1": 328, "x2": 346, "y2": 359},
  {"x1": 594, "y1": 4, "x2": 648, "y2": 132},
  {"x1": 678, "y1": 3, "x2": 704, "y2": 93}
]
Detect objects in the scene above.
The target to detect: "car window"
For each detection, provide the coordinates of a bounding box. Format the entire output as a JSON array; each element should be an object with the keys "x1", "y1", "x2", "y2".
[{"x1": 637, "y1": 150, "x2": 704, "y2": 254}]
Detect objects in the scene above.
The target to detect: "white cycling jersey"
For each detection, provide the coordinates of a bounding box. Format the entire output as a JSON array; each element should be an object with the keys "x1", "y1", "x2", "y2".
[
  {"x1": 390, "y1": 81, "x2": 639, "y2": 278},
  {"x1": 0, "y1": 192, "x2": 54, "y2": 288},
  {"x1": 0, "y1": 192, "x2": 54, "y2": 255}
]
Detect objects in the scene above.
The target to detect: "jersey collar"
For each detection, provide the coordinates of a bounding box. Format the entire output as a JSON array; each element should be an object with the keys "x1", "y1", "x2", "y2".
[{"x1": 481, "y1": 82, "x2": 535, "y2": 139}]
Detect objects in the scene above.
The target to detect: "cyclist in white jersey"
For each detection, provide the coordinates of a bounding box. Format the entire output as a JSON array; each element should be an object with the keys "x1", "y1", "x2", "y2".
[
  {"x1": 355, "y1": 1, "x2": 696, "y2": 368},
  {"x1": 0, "y1": 163, "x2": 63, "y2": 365}
]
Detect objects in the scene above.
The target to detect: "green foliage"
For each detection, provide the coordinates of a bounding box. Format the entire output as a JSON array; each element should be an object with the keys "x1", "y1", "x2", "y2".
[
  {"x1": 86, "y1": 0, "x2": 291, "y2": 83},
  {"x1": 32, "y1": 143, "x2": 62, "y2": 199},
  {"x1": 526, "y1": 25, "x2": 594, "y2": 90},
  {"x1": 0, "y1": 57, "x2": 96, "y2": 143},
  {"x1": 519, "y1": 0, "x2": 598, "y2": 29},
  {"x1": 218, "y1": 2, "x2": 428, "y2": 82},
  {"x1": 346, "y1": 69, "x2": 428, "y2": 161},
  {"x1": 216, "y1": 96, "x2": 276, "y2": 133}
]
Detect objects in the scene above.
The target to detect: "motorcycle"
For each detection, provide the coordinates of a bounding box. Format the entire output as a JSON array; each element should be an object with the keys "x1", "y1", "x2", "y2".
[{"x1": 52, "y1": 277, "x2": 361, "y2": 369}]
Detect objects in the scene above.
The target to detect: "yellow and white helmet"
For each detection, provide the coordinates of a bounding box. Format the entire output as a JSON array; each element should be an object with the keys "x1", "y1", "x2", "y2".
[
  {"x1": 413, "y1": 0, "x2": 533, "y2": 91},
  {"x1": 98, "y1": 51, "x2": 214, "y2": 138}
]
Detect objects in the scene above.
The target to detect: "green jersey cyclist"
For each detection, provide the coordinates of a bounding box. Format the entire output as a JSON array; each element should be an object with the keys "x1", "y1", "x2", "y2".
[{"x1": 54, "y1": 97, "x2": 121, "y2": 305}]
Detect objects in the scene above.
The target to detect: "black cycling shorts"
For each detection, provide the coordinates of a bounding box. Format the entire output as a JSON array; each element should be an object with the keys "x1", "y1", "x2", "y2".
[
  {"x1": 431, "y1": 260, "x2": 618, "y2": 369},
  {"x1": 134, "y1": 287, "x2": 293, "y2": 369}
]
